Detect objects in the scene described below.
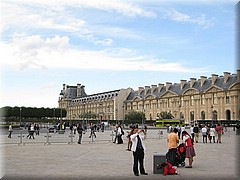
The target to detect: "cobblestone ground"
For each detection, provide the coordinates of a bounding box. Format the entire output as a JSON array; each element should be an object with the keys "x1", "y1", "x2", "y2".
[{"x1": 1, "y1": 127, "x2": 239, "y2": 179}]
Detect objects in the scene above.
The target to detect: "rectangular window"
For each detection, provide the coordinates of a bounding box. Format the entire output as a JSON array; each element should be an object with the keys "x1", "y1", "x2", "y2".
[{"x1": 226, "y1": 96, "x2": 230, "y2": 104}]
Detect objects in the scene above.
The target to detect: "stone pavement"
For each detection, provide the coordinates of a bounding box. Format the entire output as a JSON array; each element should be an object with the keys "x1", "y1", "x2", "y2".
[{"x1": 0, "y1": 128, "x2": 239, "y2": 179}]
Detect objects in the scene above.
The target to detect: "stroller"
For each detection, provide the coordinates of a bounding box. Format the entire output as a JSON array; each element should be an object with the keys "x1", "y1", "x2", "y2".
[{"x1": 166, "y1": 143, "x2": 186, "y2": 167}]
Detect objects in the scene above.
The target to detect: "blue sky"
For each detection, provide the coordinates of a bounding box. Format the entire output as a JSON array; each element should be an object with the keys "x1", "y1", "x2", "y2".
[{"x1": 0, "y1": 0, "x2": 238, "y2": 108}]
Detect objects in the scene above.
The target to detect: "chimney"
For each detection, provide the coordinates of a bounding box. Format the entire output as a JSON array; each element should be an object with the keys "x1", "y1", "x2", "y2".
[
  {"x1": 190, "y1": 78, "x2": 196, "y2": 88},
  {"x1": 223, "y1": 72, "x2": 230, "y2": 83},
  {"x1": 212, "y1": 74, "x2": 218, "y2": 85},
  {"x1": 200, "y1": 76, "x2": 207, "y2": 86},
  {"x1": 63, "y1": 84, "x2": 66, "y2": 90},
  {"x1": 166, "y1": 82, "x2": 172, "y2": 91},
  {"x1": 237, "y1": 69, "x2": 240, "y2": 82},
  {"x1": 180, "y1": 80, "x2": 187, "y2": 89},
  {"x1": 145, "y1": 86, "x2": 150, "y2": 95},
  {"x1": 151, "y1": 85, "x2": 157, "y2": 94},
  {"x1": 158, "y1": 83, "x2": 164, "y2": 92},
  {"x1": 77, "y1": 83, "x2": 81, "y2": 97},
  {"x1": 138, "y1": 87, "x2": 144, "y2": 95},
  {"x1": 81, "y1": 85, "x2": 85, "y2": 94}
]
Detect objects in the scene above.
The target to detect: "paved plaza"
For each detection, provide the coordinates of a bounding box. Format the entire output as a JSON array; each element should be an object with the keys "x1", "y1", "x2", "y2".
[{"x1": 0, "y1": 127, "x2": 239, "y2": 179}]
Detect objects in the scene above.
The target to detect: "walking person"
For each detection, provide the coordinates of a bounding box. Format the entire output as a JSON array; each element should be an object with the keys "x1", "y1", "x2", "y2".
[
  {"x1": 117, "y1": 124, "x2": 124, "y2": 144},
  {"x1": 167, "y1": 128, "x2": 179, "y2": 166},
  {"x1": 201, "y1": 125, "x2": 208, "y2": 143},
  {"x1": 89, "y1": 123, "x2": 96, "y2": 138},
  {"x1": 77, "y1": 123, "x2": 84, "y2": 144},
  {"x1": 209, "y1": 125, "x2": 216, "y2": 143},
  {"x1": 193, "y1": 124, "x2": 200, "y2": 143},
  {"x1": 190, "y1": 125, "x2": 194, "y2": 142},
  {"x1": 130, "y1": 127, "x2": 148, "y2": 176},
  {"x1": 113, "y1": 125, "x2": 118, "y2": 143},
  {"x1": 216, "y1": 123, "x2": 223, "y2": 143},
  {"x1": 8, "y1": 124, "x2": 13, "y2": 138},
  {"x1": 182, "y1": 131, "x2": 196, "y2": 168},
  {"x1": 126, "y1": 126, "x2": 134, "y2": 151}
]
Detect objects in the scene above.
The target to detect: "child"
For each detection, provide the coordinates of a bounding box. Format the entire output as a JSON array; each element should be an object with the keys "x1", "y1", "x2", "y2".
[{"x1": 161, "y1": 161, "x2": 180, "y2": 176}]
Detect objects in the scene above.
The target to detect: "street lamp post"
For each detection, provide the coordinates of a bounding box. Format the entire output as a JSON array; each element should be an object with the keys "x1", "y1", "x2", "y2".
[
  {"x1": 211, "y1": 105, "x2": 213, "y2": 125},
  {"x1": 142, "y1": 104, "x2": 145, "y2": 129},
  {"x1": 19, "y1": 107, "x2": 22, "y2": 128}
]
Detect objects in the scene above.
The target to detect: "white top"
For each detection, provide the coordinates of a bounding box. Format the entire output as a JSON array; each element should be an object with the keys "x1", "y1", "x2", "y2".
[
  {"x1": 130, "y1": 132, "x2": 146, "y2": 152},
  {"x1": 209, "y1": 128, "x2": 216, "y2": 136}
]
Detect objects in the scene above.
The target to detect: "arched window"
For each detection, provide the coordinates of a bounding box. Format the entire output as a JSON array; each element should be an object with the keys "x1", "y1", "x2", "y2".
[
  {"x1": 212, "y1": 110, "x2": 218, "y2": 120},
  {"x1": 201, "y1": 111, "x2": 205, "y2": 120},
  {"x1": 226, "y1": 110, "x2": 231, "y2": 120},
  {"x1": 190, "y1": 111, "x2": 194, "y2": 121}
]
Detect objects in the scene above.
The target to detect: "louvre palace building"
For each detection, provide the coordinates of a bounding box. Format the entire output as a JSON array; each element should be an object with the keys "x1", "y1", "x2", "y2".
[{"x1": 58, "y1": 70, "x2": 240, "y2": 125}]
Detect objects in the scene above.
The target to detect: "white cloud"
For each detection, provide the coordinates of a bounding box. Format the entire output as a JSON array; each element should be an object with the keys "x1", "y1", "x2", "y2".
[
  {"x1": 1, "y1": 35, "x2": 209, "y2": 73},
  {"x1": 165, "y1": 9, "x2": 214, "y2": 29}
]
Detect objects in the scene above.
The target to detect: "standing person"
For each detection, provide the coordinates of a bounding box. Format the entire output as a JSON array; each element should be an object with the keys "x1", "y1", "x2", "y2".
[
  {"x1": 177, "y1": 125, "x2": 181, "y2": 139},
  {"x1": 130, "y1": 127, "x2": 148, "y2": 176},
  {"x1": 89, "y1": 123, "x2": 96, "y2": 138},
  {"x1": 117, "y1": 124, "x2": 124, "y2": 144},
  {"x1": 181, "y1": 126, "x2": 185, "y2": 139},
  {"x1": 216, "y1": 123, "x2": 223, "y2": 143},
  {"x1": 182, "y1": 131, "x2": 196, "y2": 168},
  {"x1": 167, "y1": 128, "x2": 179, "y2": 166},
  {"x1": 209, "y1": 125, "x2": 216, "y2": 143},
  {"x1": 193, "y1": 124, "x2": 199, "y2": 143},
  {"x1": 126, "y1": 126, "x2": 134, "y2": 151},
  {"x1": 190, "y1": 125, "x2": 194, "y2": 142},
  {"x1": 8, "y1": 124, "x2": 13, "y2": 138},
  {"x1": 113, "y1": 125, "x2": 118, "y2": 143},
  {"x1": 77, "y1": 123, "x2": 84, "y2": 144},
  {"x1": 201, "y1": 125, "x2": 208, "y2": 143}
]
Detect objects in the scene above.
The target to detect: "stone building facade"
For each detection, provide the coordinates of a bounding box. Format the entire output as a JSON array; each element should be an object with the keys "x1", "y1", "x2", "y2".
[{"x1": 58, "y1": 70, "x2": 240, "y2": 124}]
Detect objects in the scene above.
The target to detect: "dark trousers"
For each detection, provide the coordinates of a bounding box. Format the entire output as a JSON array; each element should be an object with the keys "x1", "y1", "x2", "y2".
[
  {"x1": 168, "y1": 148, "x2": 177, "y2": 166},
  {"x1": 203, "y1": 135, "x2": 207, "y2": 143},
  {"x1": 133, "y1": 148, "x2": 145, "y2": 175},
  {"x1": 78, "y1": 133, "x2": 82, "y2": 143}
]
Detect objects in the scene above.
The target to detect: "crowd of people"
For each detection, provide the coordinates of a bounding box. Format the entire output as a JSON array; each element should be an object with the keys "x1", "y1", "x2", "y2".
[{"x1": 7, "y1": 121, "x2": 237, "y2": 177}]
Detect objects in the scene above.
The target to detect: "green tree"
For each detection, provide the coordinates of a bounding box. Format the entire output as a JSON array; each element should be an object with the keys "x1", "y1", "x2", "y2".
[
  {"x1": 124, "y1": 110, "x2": 146, "y2": 124},
  {"x1": 159, "y1": 111, "x2": 174, "y2": 119}
]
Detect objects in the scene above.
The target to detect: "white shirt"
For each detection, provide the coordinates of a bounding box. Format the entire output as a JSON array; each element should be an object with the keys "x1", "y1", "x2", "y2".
[{"x1": 130, "y1": 133, "x2": 146, "y2": 152}]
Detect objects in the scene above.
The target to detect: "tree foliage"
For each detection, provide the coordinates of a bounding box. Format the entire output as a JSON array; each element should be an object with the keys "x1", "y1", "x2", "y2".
[
  {"x1": 158, "y1": 111, "x2": 174, "y2": 119},
  {"x1": 0, "y1": 106, "x2": 67, "y2": 121},
  {"x1": 124, "y1": 110, "x2": 146, "y2": 124}
]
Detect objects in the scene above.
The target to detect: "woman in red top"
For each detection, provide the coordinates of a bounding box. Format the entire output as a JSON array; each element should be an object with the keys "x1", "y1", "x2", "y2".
[
  {"x1": 182, "y1": 131, "x2": 196, "y2": 168},
  {"x1": 160, "y1": 161, "x2": 179, "y2": 176}
]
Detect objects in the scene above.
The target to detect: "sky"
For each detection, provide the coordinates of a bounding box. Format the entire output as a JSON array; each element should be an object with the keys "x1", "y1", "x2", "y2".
[{"x1": 0, "y1": 0, "x2": 239, "y2": 108}]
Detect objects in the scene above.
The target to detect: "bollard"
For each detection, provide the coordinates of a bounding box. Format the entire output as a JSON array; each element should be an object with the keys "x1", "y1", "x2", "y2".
[
  {"x1": 18, "y1": 130, "x2": 25, "y2": 145},
  {"x1": 68, "y1": 131, "x2": 74, "y2": 144},
  {"x1": 158, "y1": 130, "x2": 164, "y2": 139},
  {"x1": 110, "y1": 131, "x2": 115, "y2": 142},
  {"x1": 44, "y1": 132, "x2": 51, "y2": 145}
]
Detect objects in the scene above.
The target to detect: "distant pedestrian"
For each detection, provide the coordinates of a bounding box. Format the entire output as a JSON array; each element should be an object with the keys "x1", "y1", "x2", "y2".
[
  {"x1": 177, "y1": 125, "x2": 181, "y2": 139},
  {"x1": 8, "y1": 124, "x2": 13, "y2": 138},
  {"x1": 216, "y1": 123, "x2": 223, "y2": 143},
  {"x1": 190, "y1": 125, "x2": 194, "y2": 142},
  {"x1": 126, "y1": 125, "x2": 134, "y2": 151},
  {"x1": 116, "y1": 124, "x2": 124, "y2": 144},
  {"x1": 182, "y1": 131, "x2": 196, "y2": 168},
  {"x1": 209, "y1": 125, "x2": 216, "y2": 143},
  {"x1": 77, "y1": 123, "x2": 84, "y2": 144},
  {"x1": 89, "y1": 123, "x2": 96, "y2": 138},
  {"x1": 193, "y1": 124, "x2": 199, "y2": 143},
  {"x1": 236, "y1": 123, "x2": 240, "y2": 135},
  {"x1": 113, "y1": 125, "x2": 118, "y2": 143},
  {"x1": 201, "y1": 125, "x2": 208, "y2": 143}
]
